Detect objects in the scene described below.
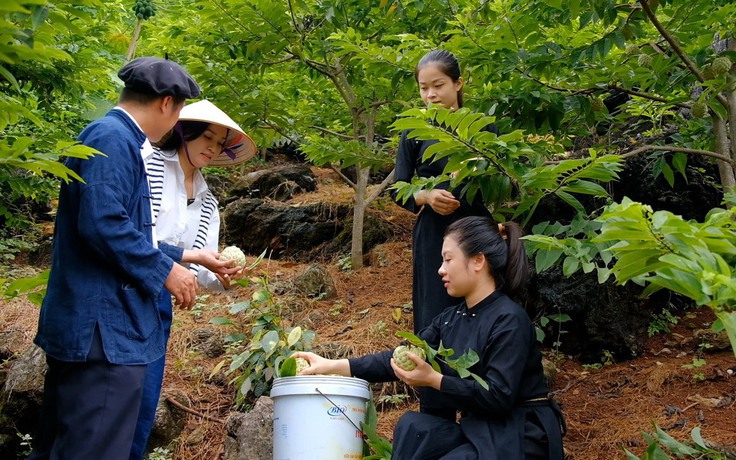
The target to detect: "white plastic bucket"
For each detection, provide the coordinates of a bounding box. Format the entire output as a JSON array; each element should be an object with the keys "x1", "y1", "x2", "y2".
[{"x1": 271, "y1": 375, "x2": 371, "y2": 460}]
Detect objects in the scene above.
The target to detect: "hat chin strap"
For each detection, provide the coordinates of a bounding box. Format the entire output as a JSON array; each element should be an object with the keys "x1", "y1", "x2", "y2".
[{"x1": 174, "y1": 122, "x2": 197, "y2": 169}]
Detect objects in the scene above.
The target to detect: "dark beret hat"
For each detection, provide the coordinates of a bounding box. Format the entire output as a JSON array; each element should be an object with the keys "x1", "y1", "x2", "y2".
[{"x1": 118, "y1": 57, "x2": 201, "y2": 98}]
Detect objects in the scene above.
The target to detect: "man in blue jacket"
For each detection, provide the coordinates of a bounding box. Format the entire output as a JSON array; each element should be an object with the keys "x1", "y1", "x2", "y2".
[{"x1": 29, "y1": 57, "x2": 202, "y2": 460}]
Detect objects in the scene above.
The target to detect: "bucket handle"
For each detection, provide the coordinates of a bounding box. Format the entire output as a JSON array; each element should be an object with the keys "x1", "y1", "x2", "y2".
[{"x1": 315, "y1": 387, "x2": 364, "y2": 434}]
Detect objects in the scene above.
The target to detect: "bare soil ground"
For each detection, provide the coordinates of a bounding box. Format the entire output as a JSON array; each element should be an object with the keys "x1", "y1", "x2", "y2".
[{"x1": 1, "y1": 167, "x2": 735, "y2": 459}]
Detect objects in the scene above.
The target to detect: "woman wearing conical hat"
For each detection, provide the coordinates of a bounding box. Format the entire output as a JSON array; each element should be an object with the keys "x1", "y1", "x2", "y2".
[{"x1": 131, "y1": 100, "x2": 257, "y2": 459}]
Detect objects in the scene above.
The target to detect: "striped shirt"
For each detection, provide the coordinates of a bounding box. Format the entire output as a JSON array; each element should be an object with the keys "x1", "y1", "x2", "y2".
[{"x1": 145, "y1": 147, "x2": 224, "y2": 291}]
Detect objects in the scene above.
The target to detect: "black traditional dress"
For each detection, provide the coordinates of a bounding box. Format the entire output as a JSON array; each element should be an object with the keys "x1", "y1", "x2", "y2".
[
  {"x1": 392, "y1": 129, "x2": 494, "y2": 332},
  {"x1": 349, "y1": 291, "x2": 564, "y2": 460}
]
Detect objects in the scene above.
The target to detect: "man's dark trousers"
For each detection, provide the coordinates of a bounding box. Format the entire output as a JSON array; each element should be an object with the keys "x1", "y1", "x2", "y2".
[{"x1": 29, "y1": 327, "x2": 148, "y2": 460}]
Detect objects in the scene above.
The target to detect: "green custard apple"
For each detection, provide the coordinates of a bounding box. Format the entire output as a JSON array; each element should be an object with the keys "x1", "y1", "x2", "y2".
[{"x1": 393, "y1": 345, "x2": 427, "y2": 371}]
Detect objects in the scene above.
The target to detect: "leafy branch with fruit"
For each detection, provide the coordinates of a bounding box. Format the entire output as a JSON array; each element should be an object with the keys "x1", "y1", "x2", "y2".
[{"x1": 394, "y1": 331, "x2": 490, "y2": 391}]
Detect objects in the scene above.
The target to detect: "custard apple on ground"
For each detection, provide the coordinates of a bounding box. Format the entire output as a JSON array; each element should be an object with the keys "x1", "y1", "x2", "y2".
[
  {"x1": 393, "y1": 345, "x2": 427, "y2": 371},
  {"x1": 220, "y1": 245, "x2": 246, "y2": 268}
]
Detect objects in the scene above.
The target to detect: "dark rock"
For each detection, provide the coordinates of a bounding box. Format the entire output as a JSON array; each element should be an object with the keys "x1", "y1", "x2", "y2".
[
  {"x1": 223, "y1": 397, "x2": 273, "y2": 460},
  {"x1": 292, "y1": 264, "x2": 337, "y2": 299},
  {"x1": 190, "y1": 326, "x2": 226, "y2": 358},
  {"x1": 693, "y1": 329, "x2": 732, "y2": 352},
  {"x1": 0, "y1": 345, "x2": 46, "y2": 459},
  {"x1": 221, "y1": 198, "x2": 353, "y2": 260},
  {"x1": 203, "y1": 170, "x2": 238, "y2": 204},
  {"x1": 229, "y1": 165, "x2": 317, "y2": 202},
  {"x1": 525, "y1": 152, "x2": 722, "y2": 229},
  {"x1": 147, "y1": 391, "x2": 188, "y2": 453},
  {"x1": 612, "y1": 153, "x2": 722, "y2": 221},
  {"x1": 526, "y1": 266, "x2": 651, "y2": 362},
  {"x1": 320, "y1": 214, "x2": 394, "y2": 263}
]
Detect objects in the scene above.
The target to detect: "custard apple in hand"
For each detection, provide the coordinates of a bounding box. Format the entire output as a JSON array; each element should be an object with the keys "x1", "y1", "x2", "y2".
[
  {"x1": 393, "y1": 345, "x2": 426, "y2": 371},
  {"x1": 220, "y1": 246, "x2": 246, "y2": 268}
]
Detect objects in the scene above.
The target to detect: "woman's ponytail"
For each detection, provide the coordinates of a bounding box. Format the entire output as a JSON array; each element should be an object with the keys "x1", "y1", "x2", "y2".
[{"x1": 501, "y1": 221, "x2": 528, "y2": 295}]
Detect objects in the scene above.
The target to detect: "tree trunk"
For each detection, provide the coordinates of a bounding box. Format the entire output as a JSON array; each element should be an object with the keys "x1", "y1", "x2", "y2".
[
  {"x1": 350, "y1": 166, "x2": 370, "y2": 269},
  {"x1": 712, "y1": 36, "x2": 736, "y2": 192},
  {"x1": 728, "y1": 39, "x2": 736, "y2": 163},
  {"x1": 712, "y1": 117, "x2": 736, "y2": 192},
  {"x1": 126, "y1": 19, "x2": 143, "y2": 61}
]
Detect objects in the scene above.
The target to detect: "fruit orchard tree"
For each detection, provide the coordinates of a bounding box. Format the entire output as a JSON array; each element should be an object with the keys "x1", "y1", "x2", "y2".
[{"x1": 137, "y1": 0, "x2": 470, "y2": 269}]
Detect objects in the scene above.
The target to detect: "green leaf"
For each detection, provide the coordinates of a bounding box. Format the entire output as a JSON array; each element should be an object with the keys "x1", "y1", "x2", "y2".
[
  {"x1": 653, "y1": 425, "x2": 700, "y2": 455},
  {"x1": 555, "y1": 190, "x2": 585, "y2": 213},
  {"x1": 716, "y1": 311, "x2": 736, "y2": 357},
  {"x1": 252, "y1": 288, "x2": 271, "y2": 303},
  {"x1": 469, "y1": 372, "x2": 490, "y2": 390},
  {"x1": 240, "y1": 377, "x2": 252, "y2": 396},
  {"x1": 261, "y1": 330, "x2": 279, "y2": 353},
  {"x1": 0, "y1": 66, "x2": 20, "y2": 92},
  {"x1": 209, "y1": 317, "x2": 234, "y2": 326},
  {"x1": 279, "y1": 357, "x2": 297, "y2": 377},
  {"x1": 3, "y1": 269, "x2": 48, "y2": 298},
  {"x1": 661, "y1": 163, "x2": 674, "y2": 187},
  {"x1": 535, "y1": 249, "x2": 564, "y2": 272},
  {"x1": 562, "y1": 256, "x2": 580, "y2": 276},
  {"x1": 287, "y1": 326, "x2": 302, "y2": 346},
  {"x1": 690, "y1": 426, "x2": 707, "y2": 449},
  {"x1": 671, "y1": 153, "x2": 687, "y2": 179},
  {"x1": 229, "y1": 301, "x2": 251, "y2": 314}
]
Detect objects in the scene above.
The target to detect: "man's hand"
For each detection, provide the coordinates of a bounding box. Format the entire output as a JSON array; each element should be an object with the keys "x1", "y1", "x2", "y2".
[{"x1": 164, "y1": 263, "x2": 197, "y2": 309}]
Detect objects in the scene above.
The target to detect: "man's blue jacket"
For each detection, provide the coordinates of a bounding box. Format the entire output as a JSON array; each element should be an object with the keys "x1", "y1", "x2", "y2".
[{"x1": 35, "y1": 109, "x2": 184, "y2": 365}]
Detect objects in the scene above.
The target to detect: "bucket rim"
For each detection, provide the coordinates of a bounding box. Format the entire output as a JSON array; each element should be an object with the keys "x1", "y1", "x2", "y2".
[{"x1": 270, "y1": 375, "x2": 371, "y2": 399}]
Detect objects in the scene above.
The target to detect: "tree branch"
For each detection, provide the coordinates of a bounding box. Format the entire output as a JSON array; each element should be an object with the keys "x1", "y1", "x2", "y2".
[
  {"x1": 287, "y1": 0, "x2": 301, "y2": 37},
  {"x1": 332, "y1": 55, "x2": 357, "y2": 107},
  {"x1": 263, "y1": 119, "x2": 300, "y2": 145},
  {"x1": 618, "y1": 145, "x2": 734, "y2": 165},
  {"x1": 544, "y1": 145, "x2": 733, "y2": 166},
  {"x1": 639, "y1": 0, "x2": 729, "y2": 109},
  {"x1": 355, "y1": 100, "x2": 389, "y2": 115},
  {"x1": 165, "y1": 397, "x2": 225, "y2": 424},
  {"x1": 365, "y1": 168, "x2": 395, "y2": 207},
  {"x1": 329, "y1": 163, "x2": 356, "y2": 189},
  {"x1": 310, "y1": 125, "x2": 360, "y2": 141},
  {"x1": 212, "y1": 0, "x2": 255, "y2": 36},
  {"x1": 607, "y1": 83, "x2": 690, "y2": 109},
  {"x1": 728, "y1": 40, "x2": 736, "y2": 162}
]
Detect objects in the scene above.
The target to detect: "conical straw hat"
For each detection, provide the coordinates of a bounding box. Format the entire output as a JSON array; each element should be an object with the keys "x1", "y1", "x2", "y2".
[{"x1": 178, "y1": 100, "x2": 257, "y2": 167}]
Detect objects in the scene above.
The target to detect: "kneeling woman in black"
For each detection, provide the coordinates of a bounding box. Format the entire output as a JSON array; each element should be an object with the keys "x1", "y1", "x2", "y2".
[{"x1": 294, "y1": 216, "x2": 564, "y2": 460}]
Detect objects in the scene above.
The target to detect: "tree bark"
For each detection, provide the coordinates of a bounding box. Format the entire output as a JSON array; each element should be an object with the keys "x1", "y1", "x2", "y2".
[
  {"x1": 728, "y1": 39, "x2": 736, "y2": 163},
  {"x1": 126, "y1": 19, "x2": 143, "y2": 61},
  {"x1": 351, "y1": 166, "x2": 370, "y2": 269},
  {"x1": 712, "y1": 117, "x2": 736, "y2": 192}
]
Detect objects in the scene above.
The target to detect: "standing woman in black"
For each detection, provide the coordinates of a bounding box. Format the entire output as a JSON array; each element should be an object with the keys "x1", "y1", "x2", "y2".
[{"x1": 392, "y1": 49, "x2": 495, "y2": 333}]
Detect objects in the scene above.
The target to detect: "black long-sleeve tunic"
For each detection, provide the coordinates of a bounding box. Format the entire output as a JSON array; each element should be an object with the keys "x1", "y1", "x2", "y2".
[
  {"x1": 349, "y1": 291, "x2": 564, "y2": 459},
  {"x1": 391, "y1": 129, "x2": 493, "y2": 332}
]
